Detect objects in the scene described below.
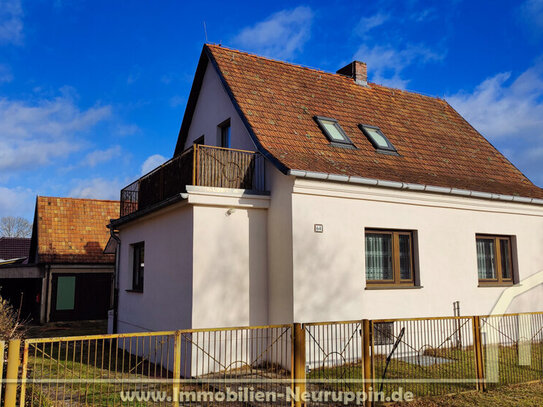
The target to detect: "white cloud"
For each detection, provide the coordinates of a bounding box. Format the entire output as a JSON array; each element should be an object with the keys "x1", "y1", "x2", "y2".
[
  {"x1": 355, "y1": 13, "x2": 389, "y2": 36},
  {"x1": 69, "y1": 178, "x2": 124, "y2": 201},
  {"x1": 169, "y1": 95, "x2": 185, "y2": 108},
  {"x1": 519, "y1": 0, "x2": 543, "y2": 36},
  {"x1": 233, "y1": 6, "x2": 313, "y2": 60},
  {"x1": 81, "y1": 145, "x2": 121, "y2": 167},
  {"x1": 0, "y1": 64, "x2": 13, "y2": 83},
  {"x1": 447, "y1": 61, "x2": 543, "y2": 186},
  {"x1": 355, "y1": 43, "x2": 444, "y2": 88},
  {"x1": 0, "y1": 0, "x2": 23, "y2": 45},
  {"x1": 115, "y1": 124, "x2": 140, "y2": 137},
  {"x1": 409, "y1": 8, "x2": 437, "y2": 23},
  {"x1": 0, "y1": 186, "x2": 34, "y2": 219},
  {"x1": 0, "y1": 90, "x2": 112, "y2": 171},
  {"x1": 447, "y1": 65, "x2": 543, "y2": 139},
  {"x1": 141, "y1": 154, "x2": 167, "y2": 175}
]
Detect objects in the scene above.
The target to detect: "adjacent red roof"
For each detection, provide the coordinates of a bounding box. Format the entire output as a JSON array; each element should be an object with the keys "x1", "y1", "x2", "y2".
[
  {"x1": 33, "y1": 196, "x2": 119, "y2": 264},
  {"x1": 0, "y1": 237, "x2": 30, "y2": 261},
  {"x1": 179, "y1": 44, "x2": 543, "y2": 199}
]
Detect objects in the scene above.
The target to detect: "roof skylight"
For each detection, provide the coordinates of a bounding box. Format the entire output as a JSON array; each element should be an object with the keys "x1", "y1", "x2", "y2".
[
  {"x1": 359, "y1": 124, "x2": 397, "y2": 153},
  {"x1": 314, "y1": 116, "x2": 354, "y2": 146}
]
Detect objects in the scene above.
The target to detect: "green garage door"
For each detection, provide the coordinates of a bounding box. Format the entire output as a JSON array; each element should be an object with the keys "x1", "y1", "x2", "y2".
[{"x1": 56, "y1": 276, "x2": 76, "y2": 310}]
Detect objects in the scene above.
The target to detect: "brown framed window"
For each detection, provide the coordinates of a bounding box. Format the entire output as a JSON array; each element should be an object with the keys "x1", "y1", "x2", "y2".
[
  {"x1": 132, "y1": 242, "x2": 145, "y2": 292},
  {"x1": 476, "y1": 235, "x2": 514, "y2": 286},
  {"x1": 365, "y1": 229, "x2": 415, "y2": 286}
]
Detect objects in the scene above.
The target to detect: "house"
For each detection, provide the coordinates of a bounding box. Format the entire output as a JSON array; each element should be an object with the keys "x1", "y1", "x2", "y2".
[
  {"x1": 110, "y1": 44, "x2": 543, "y2": 335},
  {"x1": 0, "y1": 196, "x2": 119, "y2": 323},
  {"x1": 0, "y1": 237, "x2": 30, "y2": 262}
]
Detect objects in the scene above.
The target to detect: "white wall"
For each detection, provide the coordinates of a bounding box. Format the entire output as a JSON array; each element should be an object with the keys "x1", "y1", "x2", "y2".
[
  {"x1": 191, "y1": 192, "x2": 269, "y2": 328},
  {"x1": 266, "y1": 165, "x2": 295, "y2": 324},
  {"x1": 183, "y1": 62, "x2": 256, "y2": 152},
  {"x1": 290, "y1": 179, "x2": 543, "y2": 323},
  {"x1": 116, "y1": 202, "x2": 193, "y2": 333}
]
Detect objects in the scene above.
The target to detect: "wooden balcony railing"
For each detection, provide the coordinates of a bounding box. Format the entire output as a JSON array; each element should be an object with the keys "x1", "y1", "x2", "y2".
[{"x1": 120, "y1": 145, "x2": 266, "y2": 217}]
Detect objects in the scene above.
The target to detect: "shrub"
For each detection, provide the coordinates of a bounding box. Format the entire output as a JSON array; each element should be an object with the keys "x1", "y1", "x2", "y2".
[{"x1": 0, "y1": 296, "x2": 26, "y2": 340}]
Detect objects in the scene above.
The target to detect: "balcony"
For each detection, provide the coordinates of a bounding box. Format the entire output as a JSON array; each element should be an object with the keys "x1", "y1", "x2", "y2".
[{"x1": 120, "y1": 144, "x2": 266, "y2": 218}]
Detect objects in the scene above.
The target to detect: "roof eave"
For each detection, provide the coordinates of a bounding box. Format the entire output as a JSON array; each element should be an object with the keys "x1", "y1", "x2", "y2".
[{"x1": 289, "y1": 169, "x2": 543, "y2": 206}]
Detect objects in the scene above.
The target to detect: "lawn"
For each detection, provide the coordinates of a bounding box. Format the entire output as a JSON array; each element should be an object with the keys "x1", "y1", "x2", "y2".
[
  {"x1": 391, "y1": 381, "x2": 543, "y2": 407},
  {"x1": 308, "y1": 344, "x2": 542, "y2": 397}
]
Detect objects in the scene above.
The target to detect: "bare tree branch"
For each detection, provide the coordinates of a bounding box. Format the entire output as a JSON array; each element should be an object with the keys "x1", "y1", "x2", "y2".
[{"x1": 0, "y1": 216, "x2": 32, "y2": 238}]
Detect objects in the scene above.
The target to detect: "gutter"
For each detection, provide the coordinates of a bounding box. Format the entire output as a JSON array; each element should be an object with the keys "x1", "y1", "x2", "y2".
[
  {"x1": 288, "y1": 170, "x2": 543, "y2": 206},
  {"x1": 108, "y1": 226, "x2": 121, "y2": 333},
  {"x1": 110, "y1": 193, "x2": 188, "y2": 228}
]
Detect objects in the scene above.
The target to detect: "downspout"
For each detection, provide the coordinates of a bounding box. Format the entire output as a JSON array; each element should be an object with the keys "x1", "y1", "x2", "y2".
[
  {"x1": 45, "y1": 264, "x2": 52, "y2": 323},
  {"x1": 109, "y1": 225, "x2": 121, "y2": 333}
]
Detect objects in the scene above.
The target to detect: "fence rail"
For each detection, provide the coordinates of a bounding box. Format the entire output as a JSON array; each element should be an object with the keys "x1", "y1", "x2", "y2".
[
  {"x1": 2, "y1": 311, "x2": 542, "y2": 406},
  {"x1": 120, "y1": 145, "x2": 266, "y2": 217}
]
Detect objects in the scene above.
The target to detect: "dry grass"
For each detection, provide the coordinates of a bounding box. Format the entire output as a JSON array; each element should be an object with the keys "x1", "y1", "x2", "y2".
[
  {"x1": 389, "y1": 382, "x2": 543, "y2": 406},
  {"x1": 26, "y1": 320, "x2": 107, "y2": 338}
]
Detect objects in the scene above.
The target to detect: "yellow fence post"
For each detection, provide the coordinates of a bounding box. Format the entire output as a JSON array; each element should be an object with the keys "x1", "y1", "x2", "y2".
[
  {"x1": 19, "y1": 342, "x2": 29, "y2": 407},
  {"x1": 472, "y1": 316, "x2": 486, "y2": 392},
  {"x1": 172, "y1": 330, "x2": 181, "y2": 407},
  {"x1": 362, "y1": 319, "x2": 372, "y2": 407},
  {"x1": 0, "y1": 341, "x2": 4, "y2": 402},
  {"x1": 292, "y1": 323, "x2": 306, "y2": 407},
  {"x1": 5, "y1": 339, "x2": 21, "y2": 407}
]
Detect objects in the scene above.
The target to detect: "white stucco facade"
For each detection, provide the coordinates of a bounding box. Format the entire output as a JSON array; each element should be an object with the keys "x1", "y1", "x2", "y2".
[
  {"x1": 116, "y1": 188, "x2": 270, "y2": 333},
  {"x1": 289, "y1": 178, "x2": 543, "y2": 323},
  {"x1": 184, "y1": 62, "x2": 256, "y2": 152}
]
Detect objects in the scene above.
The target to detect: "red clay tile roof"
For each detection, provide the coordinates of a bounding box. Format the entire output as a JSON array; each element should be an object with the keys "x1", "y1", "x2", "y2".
[
  {"x1": 0, "y1": 237, "x2": 30, "y2": 260},
  {"x1": 196, "y1": 44, "x2": 543, "y2": 199},
  {"x1": 34, "y1": 196, "x2": 119, "y2": 264}
]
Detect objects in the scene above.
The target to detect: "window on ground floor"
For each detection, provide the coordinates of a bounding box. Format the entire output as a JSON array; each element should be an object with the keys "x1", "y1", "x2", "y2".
[
  {"x1": 131, "y1": 242, "x2": 145, "y2": 292},
  {"x1": 365, "y1": 229, "x2": 416, "y2": 287},
  {"x1": 373, "y1": 322, "x2": 395, "y2": 345},
  {"x1": 476, "y1": 235, "x2": 514, "y2": 286}
]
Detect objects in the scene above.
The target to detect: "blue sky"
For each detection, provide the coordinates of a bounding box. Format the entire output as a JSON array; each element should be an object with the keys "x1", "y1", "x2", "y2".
[{"x1": 1, "y1": 0, "x2": 543, "y2": 221}]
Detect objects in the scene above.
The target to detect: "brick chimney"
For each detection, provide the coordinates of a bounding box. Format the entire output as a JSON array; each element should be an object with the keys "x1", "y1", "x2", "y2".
[{"x1": 336, "y1": 61, "x2": 368, "y2": 86}]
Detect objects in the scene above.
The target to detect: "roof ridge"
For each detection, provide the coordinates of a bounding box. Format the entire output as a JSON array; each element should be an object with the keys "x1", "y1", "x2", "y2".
[
  {"x1": 37, "y1": 195, "x2": 120, "y2": 204},
  {"x1": 0, "y1": 237, "x2": 30, "y2": 240},
  {"x1": 205, "y1": 43, "x2": 341, "y2": 79},
  {"x1": 205, "y1": 43, "x2": 446, "y2": 103}
]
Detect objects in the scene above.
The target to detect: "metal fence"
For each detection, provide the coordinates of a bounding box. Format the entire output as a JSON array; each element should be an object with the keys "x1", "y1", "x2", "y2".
[
  {"x1": 21, "y1": 331, "x2": 176, "y2": 406},
  {"x1": 1, "y1": 312, "x2": 542, "y2": 406},
  {"x1": 481, "y1": 312, "x2": 543, "y2": 388},
  {"x1": 16, "y1": 325, "x2": 292, "y2": 407},
  {"x1": 304, "y1": 320, "x2": 364, "y2": 402},
  {"x1": 371, "y1": 316, "x2": 478, "y2": 397}
]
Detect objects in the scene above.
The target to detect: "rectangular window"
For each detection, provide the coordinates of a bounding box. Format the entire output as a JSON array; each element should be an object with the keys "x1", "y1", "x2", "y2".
[
  {"x1": 132, "y1": 242, "x2": 145, "y2": 292},
  {"x1": 365, "y1": 230, "x2": 415, "y2": 286},
  {"x1": 373, "y1": 322, "x2": 394, "y2": 345},
  {"x1": 219, "y1": 120, "x2": 231, "y2": 148},
  {"x1": 476, "y1": 235, "x2": 514, "y2": 286}
]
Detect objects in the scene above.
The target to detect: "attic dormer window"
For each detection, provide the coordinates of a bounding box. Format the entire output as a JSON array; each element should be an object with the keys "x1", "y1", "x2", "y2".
[
  {"x1": 314, "y1": 116, "x2": 354, "y2": 146},
  {"x1": 359, "y1": 124, "x2": 397, "y2": 154}
]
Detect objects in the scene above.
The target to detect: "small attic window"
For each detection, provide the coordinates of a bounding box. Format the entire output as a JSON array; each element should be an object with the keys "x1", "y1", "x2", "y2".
[
  {"x1": 359, "y1": 124, "x2": 397, "y2": 154},
  {"x1": 314, "y1": 116, "x2": 354, "y2": 146}
]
